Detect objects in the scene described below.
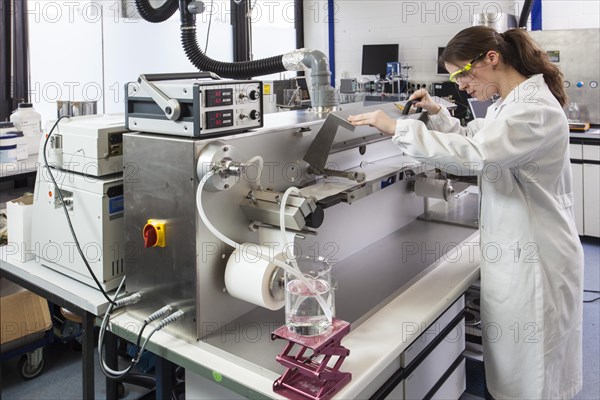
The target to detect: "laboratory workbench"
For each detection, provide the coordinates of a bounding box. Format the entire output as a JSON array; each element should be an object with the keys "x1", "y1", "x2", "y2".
[
  {"x1": 1, "y1": 202, "x2": 480, "y2": 399},
  {"x1": 106, "y1": 220, "x2": 480, "y2": 399}
]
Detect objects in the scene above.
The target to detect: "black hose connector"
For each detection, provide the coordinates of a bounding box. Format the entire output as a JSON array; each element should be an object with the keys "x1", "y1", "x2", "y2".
[
  {"x1": 181, "y1": 24, "x2": 287, "y2": 79},
  {"x1": 135, "y1": 0, "x2": 179, "y2": 23}
]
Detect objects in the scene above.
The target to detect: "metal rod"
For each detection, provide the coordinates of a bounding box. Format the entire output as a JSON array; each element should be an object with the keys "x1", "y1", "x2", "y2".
[{"x1": 82, "y1": 311, "x2": 96, "y2": 400}]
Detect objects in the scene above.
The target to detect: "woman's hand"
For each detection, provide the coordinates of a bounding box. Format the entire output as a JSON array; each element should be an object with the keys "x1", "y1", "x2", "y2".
[
  {"x1": 409, "y1": 89, "x2": 442, "y2": 115},
  {"x1": 347, "y1": 110, "x2": 396, "y2": 135}
]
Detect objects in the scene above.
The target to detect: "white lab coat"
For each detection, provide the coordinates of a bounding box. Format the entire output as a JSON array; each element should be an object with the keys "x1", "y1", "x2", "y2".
[{"x1": 392, "y1": 74, "x2": 583, "y2": 399}]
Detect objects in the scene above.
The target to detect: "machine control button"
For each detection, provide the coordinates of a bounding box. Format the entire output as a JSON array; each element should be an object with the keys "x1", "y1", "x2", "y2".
[
  {"x1": 590, "y1": 81, "x2": 599, "y2": 89},
  {"x1": 249, "y1": 110, "x2": 260, "y2": 120},
  {"x1": 249, "y1": 90, "x2": 260, "y2": 100},
  {"x1": 143, "y1": 219, "x2": 166, "y2": 248},
  {"x1": 564, "y1": 81, "x2": 571, "y2": 88},
  {"x1": 576, "y1": 81, "x2": 584, "y2": 88}
]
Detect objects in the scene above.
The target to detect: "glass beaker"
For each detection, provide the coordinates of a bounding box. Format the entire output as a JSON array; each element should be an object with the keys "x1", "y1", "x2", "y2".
[
  {"x1": 285, "y1": 256, "x2": 334, "y2": 336},
  {"x1": 282, "y1": 88, "x2": 302, "y2": 107},
  {"x1": 567, "y1": 102, "x2": 580, "y2": 122}
]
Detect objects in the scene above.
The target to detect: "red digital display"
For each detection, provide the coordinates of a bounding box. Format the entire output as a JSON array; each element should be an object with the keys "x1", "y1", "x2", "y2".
[
  {"x1": 206, "y1": 110, "x2": 233, "y2": 129},
  {"x1": 206, "y1": 89, "x2": 233, "y2": 107}
]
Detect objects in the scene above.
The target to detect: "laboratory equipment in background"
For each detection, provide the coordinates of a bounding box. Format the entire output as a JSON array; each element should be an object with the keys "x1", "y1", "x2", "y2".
[
  {"x1": 10, "y1": 103, "x2": 42, "y2": 156},
  {"x1": 0, "y1": 130, "x2": 19, "y2": 163},
  {"x1": 529, "y1": 29, "x2": 600, "y2": 128},
  {"x1": 0, "y1": 122, "x2": 27, "y2": 161},
  {"x1": 472, "y1": 13, "x2": 517, "y2": 32},
  {"x1": 57, "y1": 100, "x2": 98, "y2": 118},
  {"x1": 361, "y1": 44, "x2": 399, "y2": 80},
  {"x1": 30, "y1": 115, "x2": 127, "y2": 291},
  {"x1": 261, "y1": 77, "x2": 311, "y2": 113},
  {"x1": 437, "y1": 47, "x2": 449, "y2": 76}
]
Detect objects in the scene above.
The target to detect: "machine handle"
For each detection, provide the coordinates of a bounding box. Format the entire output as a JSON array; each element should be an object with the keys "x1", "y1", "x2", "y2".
[
  {"x1": 402, "y1": 100, "x2": 423, "y2": 115},
  {"x1": 140, "y1": 72, "x2": 222, "y2": 82}
]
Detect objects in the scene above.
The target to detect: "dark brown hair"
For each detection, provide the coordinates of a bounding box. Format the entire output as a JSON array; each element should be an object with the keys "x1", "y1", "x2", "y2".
[{"x1": 440, "y1": 26, "x2": 567, "y2": 106}]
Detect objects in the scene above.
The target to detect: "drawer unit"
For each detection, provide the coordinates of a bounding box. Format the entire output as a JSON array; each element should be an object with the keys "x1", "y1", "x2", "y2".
[
  {"x1": 403, "y1": 319, "x2": 465, "y2": 399},
  {"x1": 430, "y1": 358, "x2": 466, "y2": 400},
  {"x1": 371, "y1": 296, "x2": 466, "y2": 400},
  {"x1": 570, "y1": 143, "x2": 583, "y2": 159},
  {"x1": 402, "y1": 297, "x2": 465, "y2": 367},
  {"x1": 583, "y1": 164, "x2": 600, "y2": 237},
  {"x1": 583, "y1": 144, "x2": 600, "y2": 161},
  {"x1": 569, "y1": 137, "x2": 600, "y2": 238}
]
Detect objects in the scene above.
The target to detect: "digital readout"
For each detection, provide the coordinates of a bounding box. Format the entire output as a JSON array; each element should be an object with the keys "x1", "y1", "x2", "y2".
[
  {"x1": 206, "y1": 88, "x2": 234, "y2": 107},
  {"x1": 206, "y1": 110, "x2": 234, "y2": 129}
]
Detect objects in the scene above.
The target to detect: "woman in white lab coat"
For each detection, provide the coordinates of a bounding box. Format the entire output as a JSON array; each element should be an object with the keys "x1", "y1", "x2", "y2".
[{"x1": 348, "y1": 26, "x2": 584, "y2": 400}]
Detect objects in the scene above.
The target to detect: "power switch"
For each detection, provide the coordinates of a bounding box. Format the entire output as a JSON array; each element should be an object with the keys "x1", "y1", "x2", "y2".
[{"x1": 143, "y1": 219, "x2": 167, "y2": 248}]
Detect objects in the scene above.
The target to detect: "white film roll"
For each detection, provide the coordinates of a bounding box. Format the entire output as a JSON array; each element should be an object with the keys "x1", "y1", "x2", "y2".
[
  {"x1": 413, "y1": 178, "x2": 454, "y2": 201},
  {"x1": 224, "y1": 243, "x2": 285, "y2": 310}
]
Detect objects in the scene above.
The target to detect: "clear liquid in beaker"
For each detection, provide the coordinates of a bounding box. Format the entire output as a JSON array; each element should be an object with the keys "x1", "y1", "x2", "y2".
[{"x1": 285, "y1": 276, "x2": 333, "y2": 336}]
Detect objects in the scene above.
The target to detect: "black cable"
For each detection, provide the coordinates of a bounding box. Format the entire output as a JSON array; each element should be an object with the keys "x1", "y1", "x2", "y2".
[
  {"x1": 42, "y1": 116, "x2": 116, "y2": 306},
  {"x1": 204, "y1": 0, "x2": 214, "y2": 54},
  {"x1": 135, "y1": 321, "x2": 149, "y2": 350},
  {"x1": 583, "y1": 289, "x2": 600, "y2": 303},
  {"x1": 584, "y1": 297, "x2": 600, "y2": 303}
]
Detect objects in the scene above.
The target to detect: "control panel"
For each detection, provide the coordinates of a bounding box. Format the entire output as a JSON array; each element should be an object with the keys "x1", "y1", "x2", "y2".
[
  {"x1": 199, "y1": 82, "x2": 263, "y2": 137},
  {"x1": 126, "y1": 77, "x2": 264, "y2": 138}
]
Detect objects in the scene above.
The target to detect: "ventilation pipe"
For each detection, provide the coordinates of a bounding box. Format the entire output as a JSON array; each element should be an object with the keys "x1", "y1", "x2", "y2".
[{"x1": 134, "y1": 0, "x2": 339, "y2": 110}]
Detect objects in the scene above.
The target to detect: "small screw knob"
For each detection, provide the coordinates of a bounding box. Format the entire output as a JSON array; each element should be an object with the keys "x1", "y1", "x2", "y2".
[{"x1": 249, "y1": 90, "x2": 260, "y2": 100}]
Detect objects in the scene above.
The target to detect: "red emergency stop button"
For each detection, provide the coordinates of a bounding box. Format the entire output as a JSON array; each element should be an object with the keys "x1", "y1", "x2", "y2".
[{"x1": 143, "y1": 219, "x2": 166, "y2": 248}]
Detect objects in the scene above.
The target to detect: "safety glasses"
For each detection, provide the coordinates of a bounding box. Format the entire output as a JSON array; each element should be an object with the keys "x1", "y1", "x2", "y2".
[{"x1": 448, "y1": 52, "x2": 488, "y2": 83}]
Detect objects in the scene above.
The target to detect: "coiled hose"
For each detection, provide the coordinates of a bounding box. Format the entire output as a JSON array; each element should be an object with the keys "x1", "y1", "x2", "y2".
[
  {"x1": 181, "y1": 24, "x2": 286, "y2": 79},
  {"x1": 135, "y1": 0, "x2": 179, "y2": 23}
]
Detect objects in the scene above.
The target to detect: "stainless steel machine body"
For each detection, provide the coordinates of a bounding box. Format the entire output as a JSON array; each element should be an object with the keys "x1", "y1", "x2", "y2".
[
  {"x1": 124, "y1": 103, "x2": 428, "y2": 342},
  {"x1": 530, "y1": 29, "x2": 600, "y2": 125}
]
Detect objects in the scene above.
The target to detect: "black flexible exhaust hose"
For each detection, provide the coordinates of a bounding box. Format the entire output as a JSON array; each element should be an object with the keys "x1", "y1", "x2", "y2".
[
  {"x1": 135, "y1": 0, "x2": 179, "y2": 23},
  {"x1": 181, "y1": 25, "x2": 287, "y2": 79},
  {"x1": 518, "y1": 0, "x2": 534, "y2": 28}
]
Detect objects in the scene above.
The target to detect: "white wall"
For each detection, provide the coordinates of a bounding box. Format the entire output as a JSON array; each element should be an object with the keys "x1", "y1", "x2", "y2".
[
  {"x1": 27, "y1": 0, "x2": 296, "y2": 123},
  {"x1": 27, "y1": 0, "x2": 600, "y2": 122},
  {"x1": 514, "y1": 0, "x2": 600, "y2": 30},
  {"x1": 304, "y1": 0, "x2": 600, "y2": 87}
]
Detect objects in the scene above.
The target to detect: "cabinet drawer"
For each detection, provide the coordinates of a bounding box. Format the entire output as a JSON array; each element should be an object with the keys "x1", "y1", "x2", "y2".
[
  {"x1": 583, "y1": 145, "x2": 600, "y2": 161},
  {"x1": 403, "y1": 319, "x2": 465, "y2": 399},
  {"x1": 402, "y1": 296, "x2": 464, "y2": 367},
  {"x1": 570, "y1": 143, "x2": 583, "y2": 159},
  {"x1": 583, "y1": 164, "x2": 600, "y2": 237},
  {"x1": 431, "y1": 358, "x2": 466, "y2": 400}
]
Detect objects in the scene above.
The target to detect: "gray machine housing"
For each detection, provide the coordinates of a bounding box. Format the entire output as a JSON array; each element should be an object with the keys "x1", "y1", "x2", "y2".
[{"x1": 31, "y1": 115, "x2": 127, "y2": 291}]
